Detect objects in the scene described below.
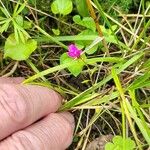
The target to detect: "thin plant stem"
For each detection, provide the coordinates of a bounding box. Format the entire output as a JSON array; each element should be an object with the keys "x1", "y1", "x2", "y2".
[
  {"x1": 86, "y1": 0, "x2": 110, "y2": 56},
  {"x1": 2, "y1": 61, "x2": 18, "y2": 77}
]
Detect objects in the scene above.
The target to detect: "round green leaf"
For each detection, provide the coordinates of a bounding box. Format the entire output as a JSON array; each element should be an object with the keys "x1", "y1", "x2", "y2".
[
  {"x1": 60, "y1": 53, "x2": 85, "y2": 77},
  {"x1": 105, "y1": 136, "x2": 135, "y2": 150},
  {"x1": 51, "y1": 0, "x2": 73, "y2": 15},
  {"x1": 4, "y1": 34, "x2": 37, "y2": 60},
  {"x1": 73, "y1": 15, "x2": 96, "y2": 32}
]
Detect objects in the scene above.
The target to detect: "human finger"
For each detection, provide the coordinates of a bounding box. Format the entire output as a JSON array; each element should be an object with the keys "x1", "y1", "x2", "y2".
[
  {"x1": 0, "y1": 112, "x2": 74, "y2": 150},
  {"x1": 0, "y1": 77, "x2": 24, "y2": 84},
  {"x1": 0, "y1": 83, "x2": 62, "y2": 140}
]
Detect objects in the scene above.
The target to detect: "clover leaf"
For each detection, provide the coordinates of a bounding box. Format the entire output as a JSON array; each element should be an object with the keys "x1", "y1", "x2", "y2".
[{"x1": 73, "y1": 15, "x2": 96, "y2": 32}]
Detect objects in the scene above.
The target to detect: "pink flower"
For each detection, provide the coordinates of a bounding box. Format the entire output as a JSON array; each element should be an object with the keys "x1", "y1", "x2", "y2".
[{"x1": 67, "y1": 44, "x2": 82, "y2": 58}]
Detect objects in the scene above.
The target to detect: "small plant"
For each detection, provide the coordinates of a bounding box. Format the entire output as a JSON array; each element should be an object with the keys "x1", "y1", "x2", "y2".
[
  {"x1": 60, "y1": 44, "x2": 86, "y2": 77},
  {"x1": 60, "y1": 43, "x2": 123, "y2": 77},
  {"x1": 0, "y1": 1, "x2": 37, "y2": 61},
  {"x1": 73, "y1": 15, "x2": 117, "y2": 54},
  {"x1": 0, "y1": 2, "x2": 30, "y2": 42},
  {"x1": 51, "y1": 0, "x2": 73, "y2": 16},
  {"x1": 105, "y1": 136, "x2": 136, "y2": 150}
]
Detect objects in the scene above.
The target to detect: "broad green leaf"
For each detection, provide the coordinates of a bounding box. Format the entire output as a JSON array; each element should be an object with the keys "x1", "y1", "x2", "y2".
[
  {"x1": 60, "y1": 53, "x2": 85, "y2": 77},
  {"x1": 105, "y1": 35, "x2": 117, "y2": 44},
  {"x1": 51, "y1": 0, "x2": 73, "y2": 15},
  {"x1": 13, "y1": 20, "x2": 30, "y2": 43},
  {"x1": 76, "y1": 30, "x2": 98, "y2": 46},
  {"x1": 85, "y1": 37, "x2": 103, "y2": 54},
  {"x1": 75, "y1": 0, "x2": 89, "y2": 17},
  {"x1": 73, "y1": 15, "x2": 96, "y2": 32},
  {"x1": 75, "y1": 30, "x2": 99, "y2": 54},
  {"x1": 105, "y1": 136, "x2": 135, "y2": 150},
  {"x1": 82, "y1": 17, "x2": 96, "y2": 32},
  {"x1": 73, "y1": 16, "x2": 117, "y2": 54},
  {"x1": 4, "y1": 34, "x2": 37, "y2": 60},
  {"x1": 73, "y1": 15, "x2": 81, "y2": 24},
  {"x1": 85, "y1": 44, "x2": 99, "y2": 54},
  {"x1": 100, "y1": 25, "x2": 117, "y2": 44}
]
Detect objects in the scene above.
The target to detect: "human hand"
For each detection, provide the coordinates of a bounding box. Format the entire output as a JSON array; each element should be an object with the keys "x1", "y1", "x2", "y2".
[{"x1": 0, "y1": 78, "x2": 74, "y2": 150}]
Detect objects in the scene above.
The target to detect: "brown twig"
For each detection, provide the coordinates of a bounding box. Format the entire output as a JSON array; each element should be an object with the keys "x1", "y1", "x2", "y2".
[
  {"x1": 86, "y1": 0, "x2": 110, "y2": 56},
  {"x1": 2, "y1": 61, "x2": 19, "y2": 77}
]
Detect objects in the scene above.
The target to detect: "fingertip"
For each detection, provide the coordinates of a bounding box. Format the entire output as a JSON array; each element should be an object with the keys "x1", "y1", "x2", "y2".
[
  {"x1": 58, "y1": 112, "x2": 75, "y2": 129},
  {"x1": 0, "y1": 84, "x2": 63, "y2": 140},
  {"x1": 46, "y1": 89, "x2": 63, "y2": 111},
  {"x1": 1, "y1": 112, "x2": 75, "y2": 150}
]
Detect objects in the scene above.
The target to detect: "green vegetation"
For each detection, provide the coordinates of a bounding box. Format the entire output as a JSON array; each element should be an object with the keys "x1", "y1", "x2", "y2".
[{"x1": 0, "y1": 0, "x2": 150, "y2": 149}]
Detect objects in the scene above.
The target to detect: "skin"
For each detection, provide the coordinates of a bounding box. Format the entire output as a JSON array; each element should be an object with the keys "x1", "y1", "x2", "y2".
[{"x1": 0, "y1": 77, "x2": 74, "y2": 150}]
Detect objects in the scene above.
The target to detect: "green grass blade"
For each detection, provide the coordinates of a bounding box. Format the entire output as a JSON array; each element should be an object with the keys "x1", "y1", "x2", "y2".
[
  {"x1": 86, "y1": 57, "x2": 124, "y2": 64},
  {"x1": 129, "y1": 90, "x2": 150, "y2": 137},
  {"x1": 23, "y1": 56, "x2": 124, "y2": 84},
  {"x1": 23, "y1": 61, "x2": 74, "y2": 84},
  {"x1": 125, "y1": 99, "x2": 150, "y2": 145},
  {"x1": 85, "y1": 91, "x2": 119, "y2": 106},
  {"x1": 111, "y1": 67, "x2": 126, "y2": 149},
  {"x1": 26, "y1": 59, "x2": 47, "y2": 81},
  {"x1": 32, "y1": 24, "x2": 68, "y2": 49},
  {"x1": 60, "y1": 53, "x2": 143, "y2": 110}
]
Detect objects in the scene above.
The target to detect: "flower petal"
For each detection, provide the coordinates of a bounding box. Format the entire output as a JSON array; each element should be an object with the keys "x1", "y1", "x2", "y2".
[{"x1": 68, "y1": 44, "x2": 82, "y2": 58}]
